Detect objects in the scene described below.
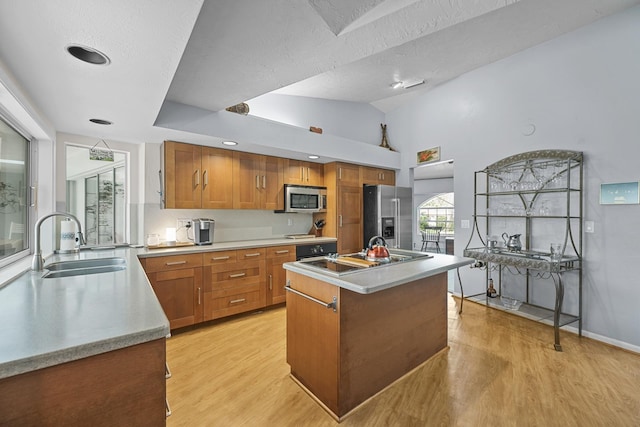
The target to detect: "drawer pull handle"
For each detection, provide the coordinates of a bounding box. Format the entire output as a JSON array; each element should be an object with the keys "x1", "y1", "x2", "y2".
[
  {"x1": 244, "y1": 253, "x2": 261, "y2": 257},
  {"x1": 197, "y1": 287, "x2": 201, "y2": 305},
  {"x1": 165, "y1": 260, "x2": 187, "y2": 266},
  {"x1": 212, "y1": 256, "x2": 230, "y2": 260},
  {"x1": 269, "y1": 274, "x2": 273, "y2": 291},
  {"x1": 230, "y1": 298, "x2": 246, "y2": 304},
  {"x1": 275, "y1": 250, "x2": 289, "y2": 254},
  {"x1": 229, "y1": 273, "x2": 246, "y2": 278},
  {"x1": 285, "y1": 282, "x2": 337, "y2": 312}
]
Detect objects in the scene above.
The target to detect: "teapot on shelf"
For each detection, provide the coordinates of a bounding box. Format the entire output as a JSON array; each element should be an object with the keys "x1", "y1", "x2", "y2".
[{"x1": 502, "y1": 233, "x2": 522, "y2": 252}]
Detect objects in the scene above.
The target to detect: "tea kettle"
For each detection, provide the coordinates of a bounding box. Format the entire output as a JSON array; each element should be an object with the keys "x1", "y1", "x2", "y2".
[
  {"x1": 366, "y1": 236, "x2": 390, "y2": 260},
  {"x1": 502, "y1": 233, "x2": 522, "y2": 252}
]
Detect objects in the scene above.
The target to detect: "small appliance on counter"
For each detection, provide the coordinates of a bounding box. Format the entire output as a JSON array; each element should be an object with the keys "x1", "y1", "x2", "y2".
[{"x1": 192, "y1": 218, "x2": 214, "y2": 245}]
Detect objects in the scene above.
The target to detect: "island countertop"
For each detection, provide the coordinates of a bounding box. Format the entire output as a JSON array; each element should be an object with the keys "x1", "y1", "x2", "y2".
[
  {"x1": 0, "y1": 247, "x2": 169, "y2": 380},
  {"x1": 284, "y1": 252, "x2": 474, "y2": 294}
]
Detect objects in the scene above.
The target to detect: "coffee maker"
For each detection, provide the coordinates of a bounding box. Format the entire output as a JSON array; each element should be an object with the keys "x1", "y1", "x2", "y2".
[{"x1": 192, "y1": 218, "x2": 214, "y2": 245}]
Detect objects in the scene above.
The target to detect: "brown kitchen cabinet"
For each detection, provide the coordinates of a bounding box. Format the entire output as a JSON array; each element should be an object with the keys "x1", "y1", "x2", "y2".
[
  {"x1": 163, "y1": 140, "x2": 233, "y2": 209},
  {"x1": 141, "y1": 253, "x2": 204, "y2": 330},
  {"x1": 233, "y1": 152, "x2": 284, "y2": 210},
  {"x1": 283, "y1": 159, "x2": 324, "y2": 186},
  {"x1": 266, "y1": 245, "x2": 296, "y2": 305},
  {"x1": 324, "y1": 162, "x2": 363, "y2": 254},
  {"x1": 361, "y1": 166, "x2": 395, "y2": 186},
  {"x1": 0, "y1": 339, "x2": 166, "y2": 426},
  {"x1": 202, "y1": 248, "x2": 267, "y2": 320}
]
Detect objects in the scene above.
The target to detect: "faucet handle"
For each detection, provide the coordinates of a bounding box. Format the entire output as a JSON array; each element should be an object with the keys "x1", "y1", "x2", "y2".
[{"x1": 76, "y1": 231, "x2": 86, "y2": 246}]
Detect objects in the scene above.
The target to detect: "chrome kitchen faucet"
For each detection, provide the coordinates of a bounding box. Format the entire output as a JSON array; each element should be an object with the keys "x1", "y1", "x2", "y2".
[{"x1": 32, "y1": 212, "x2": 86, "y2": 271}]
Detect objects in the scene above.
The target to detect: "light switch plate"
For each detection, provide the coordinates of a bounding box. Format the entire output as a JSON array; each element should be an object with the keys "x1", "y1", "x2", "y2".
[
  {"x1": 585, "y1": 221, "x2": 594, "y2": 233},
  {"x1": 461, "y1": 220, "x2": 470, "y2": 229}
]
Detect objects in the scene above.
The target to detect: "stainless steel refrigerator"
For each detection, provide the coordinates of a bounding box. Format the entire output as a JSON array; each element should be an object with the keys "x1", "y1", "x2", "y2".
[{"x1": 363, "y1": 185, "x2": 413, "y2": 250}]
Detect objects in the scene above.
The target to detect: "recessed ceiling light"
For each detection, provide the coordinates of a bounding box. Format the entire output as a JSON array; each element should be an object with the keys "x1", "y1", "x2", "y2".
[
  {"x1": 308, "y1": 155, "x2": 319, "y2": 159},
  {"x1": 66, "y1": 44, "x2": 111, "y2": 65},
  {"x1": 89, "y1": 118, "x2": 113, "y2": 125},
  {"x1": 222, "y1": 141, "x2": 238, "y2": 146}
]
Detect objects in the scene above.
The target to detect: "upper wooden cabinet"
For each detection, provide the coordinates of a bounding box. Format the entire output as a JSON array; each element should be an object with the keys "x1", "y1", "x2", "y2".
[
  {"x1": 361, "y1": 166, "x2": 395, "y2": 186},
  {"x1": 283, "y1": 159, "x2": 324, "y2": 186},
  {"x1": 163, "y1": 141, "x2": 233, "y2": 209},
  {"x1": 232, "y1": 152, "x2": 283, "y2": 210}
]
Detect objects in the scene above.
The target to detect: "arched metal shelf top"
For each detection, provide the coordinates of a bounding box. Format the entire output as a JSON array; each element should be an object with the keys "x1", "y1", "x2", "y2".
[{"x1": 484, "y1": 150, "x2": 583, "y2": 173}]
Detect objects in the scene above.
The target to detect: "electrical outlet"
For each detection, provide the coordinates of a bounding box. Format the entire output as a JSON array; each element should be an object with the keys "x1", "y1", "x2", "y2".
[
  {"x1": 461, "y1": 220, "x2": 470, "y2": 229},
  {"x1": 287, "y1": 218, "x2": 293, "y2": 226},
  {"x1": 585, "y1": 221, "x2": 594, "y2": 233}
]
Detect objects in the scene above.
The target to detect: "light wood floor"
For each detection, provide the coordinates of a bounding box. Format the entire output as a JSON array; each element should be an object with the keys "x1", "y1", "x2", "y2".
[{"x1": 166, "y1": 296, "x2": 640, "y2": 426}]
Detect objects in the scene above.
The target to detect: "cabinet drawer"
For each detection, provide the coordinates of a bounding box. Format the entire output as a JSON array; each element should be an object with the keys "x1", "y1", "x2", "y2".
[
  {"x1": 143, "y1": 253, "x2": 203, "y2": 272},
  {"x1": 204, "y1": 287, "x2": 263, "y2": 320},
  {"x1": 202, "y1": 250, "x2": 237, "y2": 266},
  {"x1": 266, "y1": 245, "x2": 295, "y2": 259},
  {"x1": 237, "y1": 248, "x2": 266, "y2": 261},
  {"x1": 204, "y1": 262, "x2": 263, "y2": 291}
]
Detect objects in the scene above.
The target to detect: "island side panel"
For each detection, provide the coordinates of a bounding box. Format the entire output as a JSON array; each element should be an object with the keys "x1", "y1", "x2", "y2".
[
  {"x1": 338, "y1": 272, "x2": 448, "y2": 416},
  {"x1": 286, "y1": 271, "x2": 340, "y2": 415}
]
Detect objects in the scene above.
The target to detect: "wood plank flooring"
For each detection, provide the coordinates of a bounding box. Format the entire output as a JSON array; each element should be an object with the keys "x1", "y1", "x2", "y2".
[{"x1": 166, "y1": 296, "x2": 640, "y2": 426}]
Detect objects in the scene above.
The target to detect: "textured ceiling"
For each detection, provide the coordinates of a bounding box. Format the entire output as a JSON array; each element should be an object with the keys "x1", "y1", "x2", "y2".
[{"x1": 0, "y1": 0, "x2": 638, "y2": 147}]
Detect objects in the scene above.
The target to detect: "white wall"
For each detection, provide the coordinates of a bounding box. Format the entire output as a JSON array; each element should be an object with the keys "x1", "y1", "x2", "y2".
[{"x1": 387, "y1": 6, "x2": 640, "y2": 350}]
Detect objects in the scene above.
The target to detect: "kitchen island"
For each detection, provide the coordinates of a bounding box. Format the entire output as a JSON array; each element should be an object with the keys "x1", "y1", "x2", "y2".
[{"x1": 284, "y1": 251, "x2": 473, "y2": 420}]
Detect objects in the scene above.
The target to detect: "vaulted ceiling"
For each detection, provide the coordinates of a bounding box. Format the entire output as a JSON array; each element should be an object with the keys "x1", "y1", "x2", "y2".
[{"x1": 0, "y1": 0, "x2": 638, "y2": 147}]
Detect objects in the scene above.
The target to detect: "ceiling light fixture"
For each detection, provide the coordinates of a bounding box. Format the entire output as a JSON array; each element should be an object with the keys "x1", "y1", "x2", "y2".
[
  {"x1": 66, "y1": 44, "x2": 111, "y2": 65},
  {"x1": 308, "y1": 155, "x2": 319, "y2": 159},
  {"x1": 390, "y1": 81, "x2": 403, "y2": 89},
  {"x1": 403, "y1": 79, "x2": 425, "y2": 89},
  {"x1": 222, "y1": 141, "x2": 238, "y2": 146},
  {"x1": 89, "y1": 118, "x2": 113, "y2": 125}
]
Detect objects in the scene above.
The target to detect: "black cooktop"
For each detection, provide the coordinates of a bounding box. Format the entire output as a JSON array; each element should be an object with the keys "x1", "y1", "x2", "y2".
[{"x1": 297, "y1": 250, "x2": 433, "y2": 276}]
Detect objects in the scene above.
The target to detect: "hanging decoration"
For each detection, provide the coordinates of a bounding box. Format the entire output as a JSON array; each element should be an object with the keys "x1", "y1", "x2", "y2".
[
  {"x1": 89, "y1": 139, "x2": 114, "y2": 161},
  {"x1": 225, "y1": 103, "x2": 250, "y2": 115}
]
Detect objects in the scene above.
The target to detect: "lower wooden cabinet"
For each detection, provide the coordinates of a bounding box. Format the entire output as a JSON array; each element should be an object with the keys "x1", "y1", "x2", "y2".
[
  {"x1": 141, "y1": 253, "x2": 203, "y2": 330},
  {"x1": 202, "y1": 248, "x2": 267, "y2": 320},
  {"x1": 266, "y1": 245, "x2": 296, "y2": 305},
  {"x1": 0, "y1": 339, "x2": 166, "y2": 427}
]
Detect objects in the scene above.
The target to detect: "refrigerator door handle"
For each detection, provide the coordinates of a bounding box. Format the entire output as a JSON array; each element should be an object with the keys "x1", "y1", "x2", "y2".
[{"x1": 392, "y1": 198, "x2": 400, "y2": 248}]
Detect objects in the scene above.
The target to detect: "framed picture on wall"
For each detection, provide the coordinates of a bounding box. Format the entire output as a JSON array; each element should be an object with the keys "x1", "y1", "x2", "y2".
[
  {"x1": 417, "y1": 146, "x2": 440, "y2": 164},
  {"x1": 600, "y1": 181, "x2": 639, "y2": 205}
]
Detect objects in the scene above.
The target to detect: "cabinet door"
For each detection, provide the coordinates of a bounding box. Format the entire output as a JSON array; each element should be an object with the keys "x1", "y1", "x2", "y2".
[
  {"x1": 306, "y1": 162, "x2": 324, "y2": 186},
  {"x1": 284, "y1": 160, "x2": 324, "y2": 186},
  {"x1": 262, "y1": 155, "x2": 284, "y2": 210},
  {"x1": 201, "y1": 146, "x2": 234, "y2": 209},
  {"x1": 286, "y1": 271, "x2": 339, "y2": 415},
  {"x1": 148, "y1": 267, "x2": 203, "y2": 330},
  {"x1": 337, "y1": 185, "x2": 362, "y2": 254},
  {"x1": 283, "y1": 159, "x2": 306, "y2": 185},
  {"x1": 233, "y1": 152, "x2": 262, "y2": 209},
  {"x1": 362, "y1": 166, "x2": 395, "y2": 186},
  {"x1": 267, "y1": 245, "x2": 295, "y2": 305},
  {"x1": 164, "y1": 141, "x2": 202, "y2": 209},
  {"x1": 336, "y1": 163, "x2": 360, "y2": 186}
]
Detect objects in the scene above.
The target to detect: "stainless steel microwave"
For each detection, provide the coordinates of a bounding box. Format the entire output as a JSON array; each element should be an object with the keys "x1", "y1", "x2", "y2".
[{"x1": 282, "y1": 185, "x2": 327, "y2": 213}]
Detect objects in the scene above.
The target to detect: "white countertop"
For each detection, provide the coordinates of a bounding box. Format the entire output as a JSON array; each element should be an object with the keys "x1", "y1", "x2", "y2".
[
  {"x1": 0, "y1": 247, "x2": 169, "y2": 379},
  {"x1": 0, "y1": 236, "x2": 337, "y2": 380},
  {"x1": 136, "y1": 236, "x2": 336, "y2": 258},
  {"x1": 284, "y1": 253, "x2": 474, "y2": 294}
]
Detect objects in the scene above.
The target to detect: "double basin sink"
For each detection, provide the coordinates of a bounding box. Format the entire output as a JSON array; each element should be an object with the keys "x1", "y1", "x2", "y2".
[{"x1": 43, "y1": 257, "x2": 126, "y2": 279}]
